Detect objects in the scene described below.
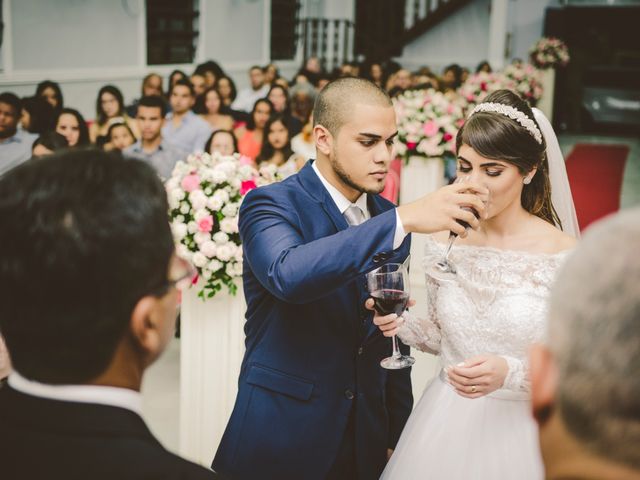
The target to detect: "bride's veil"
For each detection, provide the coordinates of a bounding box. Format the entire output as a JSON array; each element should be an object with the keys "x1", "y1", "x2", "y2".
[{"x1": 532, "y1": 108, "x2": 581, "y2": 238}]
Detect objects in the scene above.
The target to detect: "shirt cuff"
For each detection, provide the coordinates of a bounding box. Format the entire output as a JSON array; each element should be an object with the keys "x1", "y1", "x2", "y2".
[{"x1": 393, "y1": 209, "x2": 408, "y2": 250}]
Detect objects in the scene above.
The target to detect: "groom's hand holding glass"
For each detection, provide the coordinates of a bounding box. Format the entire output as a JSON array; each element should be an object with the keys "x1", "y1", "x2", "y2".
[{"x1": 396, "y1": 181, "x2": 489, "y2": 236}]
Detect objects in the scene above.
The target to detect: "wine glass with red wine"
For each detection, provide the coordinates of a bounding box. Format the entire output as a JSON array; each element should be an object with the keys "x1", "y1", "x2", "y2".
[
  {"x1": 426, "y1": 177, "x2": 488, "y2": 282},
  {"x1": 366, "y1": 263, "x2": 415, "y2": 370}
]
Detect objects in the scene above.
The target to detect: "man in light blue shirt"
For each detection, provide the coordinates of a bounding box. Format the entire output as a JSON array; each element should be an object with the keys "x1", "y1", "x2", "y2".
[
  {"x1": 231, "y1": 65, "x2": 270, "y2": 113},
  {"x1": 125, "y1": 95, "x2": 187, "y2": 181},
  {"x1": 0, "y1": 93, "x2": 38, "y2": 177},
  {"x1": 161, "y1": 79, "x2": 212, "y2": 154}
]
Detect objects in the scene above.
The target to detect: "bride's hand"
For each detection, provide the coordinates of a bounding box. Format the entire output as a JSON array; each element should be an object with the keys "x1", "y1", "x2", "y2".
[
  {"x1": 446, "y1": 355, "x2": 508, "y2": 398},
  {"x1": 364, "y1": 298, "x2": 416, "y2": 337}
]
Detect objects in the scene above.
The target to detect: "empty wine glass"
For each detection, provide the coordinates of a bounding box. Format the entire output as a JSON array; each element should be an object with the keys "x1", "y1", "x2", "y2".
[{"x1": 366, "y1": 263, "x2": 415, "y2": 369}]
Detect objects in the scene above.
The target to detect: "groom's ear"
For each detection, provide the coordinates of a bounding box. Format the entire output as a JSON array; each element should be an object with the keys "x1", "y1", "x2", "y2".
[
  {"x1": 314, "y1": 124, "x2": 332, "y2": 156},
  {"x1": 529, "y1": 343, "x2": 558, "y2": 426}
]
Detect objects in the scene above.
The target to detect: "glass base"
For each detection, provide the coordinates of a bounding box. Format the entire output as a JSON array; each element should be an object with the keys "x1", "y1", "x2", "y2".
[
  {"x1": 426, "y1": 260, "x2": 458, "y2": 282},
  {"x1": 381, "y1": 354, "x2": 415, "y2": 370}
]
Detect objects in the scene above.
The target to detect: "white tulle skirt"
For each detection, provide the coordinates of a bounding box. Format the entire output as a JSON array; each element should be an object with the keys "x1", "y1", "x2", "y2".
[{"x1": 381, "y1": 371, "x2": 544, "y2": 480}]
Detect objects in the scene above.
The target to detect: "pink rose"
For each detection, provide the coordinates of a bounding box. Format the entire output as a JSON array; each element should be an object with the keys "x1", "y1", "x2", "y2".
[
  {"x1": 240, "y1": 180, "x2": 257, "y2": 195},
  {"x1": 406, "y1": 142, "x2": 417, "y2": 150},
  {"x1": 443, "y1": 132, "x2": 453, "y2": 142},
  {"x1": 423, "y1": 121, "x2": 439, "y2": 137},
  {"x1": 181, "y1": 174, "x2": 200, "y2": 193},
  {"x1": 198, "y1": 215, "x2": 214, "y2": 233}
]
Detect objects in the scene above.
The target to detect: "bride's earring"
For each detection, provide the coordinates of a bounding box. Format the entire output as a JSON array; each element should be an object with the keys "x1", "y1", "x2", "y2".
[{"x1": 523, "y1": 175, "x2": 532, "y2": 185}]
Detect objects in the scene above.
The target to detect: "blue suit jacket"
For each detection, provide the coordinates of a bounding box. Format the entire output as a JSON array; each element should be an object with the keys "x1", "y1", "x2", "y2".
[{"x1": 213, "y1": 161, "x2": 413, "y2": 480}]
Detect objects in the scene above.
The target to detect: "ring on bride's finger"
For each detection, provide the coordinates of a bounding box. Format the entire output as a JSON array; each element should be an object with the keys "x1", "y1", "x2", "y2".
[{"x1": 470, "y1": 385, "x2": 477, "y2": 393}]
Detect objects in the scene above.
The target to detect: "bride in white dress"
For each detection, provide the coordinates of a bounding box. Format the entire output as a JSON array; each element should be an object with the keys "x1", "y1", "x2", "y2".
[{"x1": 376, "y1": 90, "x2": 580, "y2": 479}]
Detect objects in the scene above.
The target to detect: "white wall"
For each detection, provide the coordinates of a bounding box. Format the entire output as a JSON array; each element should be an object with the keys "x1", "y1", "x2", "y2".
[
  {"x1": 0, "y1": 0, "x2": 293, "y2": 120},
  {"x1": 395, "y1": 0, "x2": 492, "y2": 73},
  {"x1": 507, "y1": 0, "x2": 549, "y2": 62},
  {"x1": 395, "y1": 0, "x2": 551, "y2": 73}
]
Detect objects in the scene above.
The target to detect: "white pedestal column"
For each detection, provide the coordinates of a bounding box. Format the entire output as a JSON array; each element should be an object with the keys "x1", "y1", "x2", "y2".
[
  {"x1": 399, "y1": 156, "x2": 445, "y2": 285},
  {"x1": 538, "y1": 68, "x2": 556, "y2": 121},
  {"x1": 179, "y1": 285, "x2": 246, "y2": 467}
]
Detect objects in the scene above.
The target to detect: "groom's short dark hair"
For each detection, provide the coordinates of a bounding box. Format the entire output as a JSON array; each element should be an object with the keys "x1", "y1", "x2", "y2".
[
  {"x1": 0, "y1": 149, "x2": 174, "y2": 384},
  {"x1": 313, "y1": 77, "x2": 392, "y2": 137}
]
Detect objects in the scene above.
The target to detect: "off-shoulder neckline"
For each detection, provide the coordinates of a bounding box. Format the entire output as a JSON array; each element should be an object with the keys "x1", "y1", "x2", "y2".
[{"x1": 425, "y1": 234, "x2": 574, "y2": 258}]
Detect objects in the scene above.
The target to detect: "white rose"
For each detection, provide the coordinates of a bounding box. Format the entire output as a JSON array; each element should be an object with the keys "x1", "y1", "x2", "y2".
[
  {"x1": 189, "y1": 190, "x2": 207, "y2": 211},
  {"x1": 234, "y1": 245, "x2": 243, "y2": 262},
  {"x1": 207, "y1": 196, "x2": 223, "y2": 211},
  {"x1": 220, "y1": 217, "x2": 238, "y2": 234},
  {"x1": 180, "y1": 202, "x2": 190, "y2": 215},
  {"x1": 176, "y1": 215, "x2": 185, "y2": 223},
  {"x1": 208, "y1": 259, "x2": 223, "y2": 272},
  {"x1": 201, "y1": 240, "x2": 217, "y2": 258},
  {"x1": 213, "y1": 231, "x2": 229, "y2": 244},
  {"x1": 192, "y1": 252, "x2": 207, "y2": 268},
  {"x1": 210, "y1": 170, "x2": 227, "y2": 184},
  {"x1": 187, "y1": 221, "x2": 198, "y2": 234},
  {"x1": 226, "y1": 262, "x2": 242, "y2": 277},
  {"x1": 216, "y1": 244, "x2": 235, "y2": 261},
  {"x1": 214, "y1": 189, "x2": 230, "y2": 203},
  {"x1": 194, "y1": 232, "x2": 210, "y2": 245},
  {"x1": 221, "y1": 203, "x2": 238, "y2": 217},
  {"x1": 172, "y1": 222, "x2": 188, "y2": 240},
  {"x1": 194, "y1": 209, "x2": 210, "y2": 222}
]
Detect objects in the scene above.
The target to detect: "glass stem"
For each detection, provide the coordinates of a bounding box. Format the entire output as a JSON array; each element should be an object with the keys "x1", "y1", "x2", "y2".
[
  {"x1": 442, "y1": 232, "x2": 457, "y2": 262},
  {"x1": 391, "y1": 335, "x2": 401, "y2": 358}
]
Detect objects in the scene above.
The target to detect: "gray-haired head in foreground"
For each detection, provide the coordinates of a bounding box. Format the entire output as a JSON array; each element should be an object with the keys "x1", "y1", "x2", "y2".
[
  {"x1": 547, "y1": 207, "x2": 640, "y2": 468},
  {"x1": 312, "y1": 77, "x2": 392, "y2": 137}
]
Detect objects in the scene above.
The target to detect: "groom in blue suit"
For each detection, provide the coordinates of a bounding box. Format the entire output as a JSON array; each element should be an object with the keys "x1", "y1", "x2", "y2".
[{"x1": 213, "y1": 78, "x2": 487, "y2": 479}]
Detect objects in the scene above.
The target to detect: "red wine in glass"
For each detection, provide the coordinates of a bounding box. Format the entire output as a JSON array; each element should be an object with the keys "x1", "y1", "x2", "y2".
[
  {"x1": 366, "y1": 263, "x2": 415, "y2": 370},
  {"x1": 371, "y1": 289, "x2": 410, "y2": 316},
  {"x1": 451, "y1": 206, "x2": 480, "y2": 237}
]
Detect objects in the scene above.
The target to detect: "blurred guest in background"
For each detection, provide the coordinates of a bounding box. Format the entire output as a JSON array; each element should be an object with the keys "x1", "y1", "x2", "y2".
[
  {"x1": 31, "y1": 131, "x2": 68, "y2": 157},
  {"x1": 162, "y1": 79, "x2": 212, "y2": 154},
  {"x1": 35, "y1": 80, "x2": 64, "y2": 115},
  {"x1": 90, "y1": 85, "x2": 138, "y2": 147},
  {"x1": 55, "y1": 108, "x2": 90, "y2": 149},
  {"x1": 204, "y1": 129, "x2": 238, "y2": 157},
  {"x1": 0, "y1": 93, "x2": 37, "y2": 176},
  {"x1": 20, "y1": 95, "x2": 55, "y2": 135}
]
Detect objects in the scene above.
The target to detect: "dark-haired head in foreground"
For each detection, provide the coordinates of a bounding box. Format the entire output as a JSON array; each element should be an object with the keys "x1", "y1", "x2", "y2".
[{"x1": 0, "y1": 149, "x2": 179, "y2": 385}]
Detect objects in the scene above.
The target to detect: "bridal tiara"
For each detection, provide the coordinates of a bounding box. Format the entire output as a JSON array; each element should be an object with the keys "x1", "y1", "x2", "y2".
[{"x1": 469, "y1": 102, "x2": 543, "y2": 145}]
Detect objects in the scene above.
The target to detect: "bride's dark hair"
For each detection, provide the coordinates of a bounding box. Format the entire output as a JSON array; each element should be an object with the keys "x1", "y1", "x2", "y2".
[{"x1": 455, "y1": 89, "x2": 561, "y2": 227}]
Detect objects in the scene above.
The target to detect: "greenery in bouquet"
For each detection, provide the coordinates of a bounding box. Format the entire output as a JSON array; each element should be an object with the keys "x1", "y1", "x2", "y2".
[
  {"x1": 393, "y1": 88, "x2": 466, "y2": 161},
  {"x1": 501, "y1": 63, "x2": 543, "y2": 106},
  {"x1": 529, "y1": 37, "x2": 570, "y2": 70},
  {"x1": 166, "y1": 152, "x2": 278, "y2": 300}
]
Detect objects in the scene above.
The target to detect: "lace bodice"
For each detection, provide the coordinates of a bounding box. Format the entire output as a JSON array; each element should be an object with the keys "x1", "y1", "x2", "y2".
[{"x1": 399, "y1": 235, "x2": 570, "y2": 393}]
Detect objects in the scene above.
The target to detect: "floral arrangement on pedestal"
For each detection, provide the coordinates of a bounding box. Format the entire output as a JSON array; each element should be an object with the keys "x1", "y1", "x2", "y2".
[
  {"x1": 166, "y1": 152, "x2": 278, "y2": 299},
  {"x1": 500, "y1": 63, "x2": 544, "y2": 106},
  {"x1": 458, "y1": 71, "x2": 509, "y2": 109},
  {"x1": 529, "y1": 37, "x2": 570, "y2": 70},
  {"x1": 393, "y1": 88, "x2": 466, "y2": 160}
]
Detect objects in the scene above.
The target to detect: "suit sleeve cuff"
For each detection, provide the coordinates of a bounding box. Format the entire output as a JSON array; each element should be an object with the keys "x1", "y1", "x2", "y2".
[{"x1": 393, "y1": 208, "x2": 408, "y2": 250}]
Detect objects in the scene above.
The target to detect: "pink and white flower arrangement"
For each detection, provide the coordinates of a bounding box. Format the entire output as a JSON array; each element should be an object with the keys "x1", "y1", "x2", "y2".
[
  {"x1": 529, "y1": 37, "x2": 570, "y2": 70},
  {"x1": 458, "y1": 71, "x2": 510, "y2": 109},
  {"x1": 501, "y1": 63, "x2": 544, "y2": 105},
  {"x1": 393, "y1": 88, "x2": 466, "y2": 160},
  {"x1": 166, "y1": 151, "x2": 278, "y2": 299}
]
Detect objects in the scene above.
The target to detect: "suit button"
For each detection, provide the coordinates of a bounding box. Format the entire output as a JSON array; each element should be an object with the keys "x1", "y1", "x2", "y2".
[
  {"x1": 357, "y1": 347, "x2": 364, "y2": 355},
  {"x1": 344, "y1": 389, "x2": 355, "y2": 400},
  {"x1": 372, "y1": 254, "x2": 381, "y2": 263},
  {"x1": 380, "y1": 252, "x2": 390, "y2": 261}
]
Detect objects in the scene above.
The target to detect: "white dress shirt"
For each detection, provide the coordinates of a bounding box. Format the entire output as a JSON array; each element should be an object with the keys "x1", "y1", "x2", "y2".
[
  {"x1": 8, "y1": 370, "x2": 143, "y2": 416},
  {"x1": 311, "y1": 161, "x2": 407, "y2": 249}
]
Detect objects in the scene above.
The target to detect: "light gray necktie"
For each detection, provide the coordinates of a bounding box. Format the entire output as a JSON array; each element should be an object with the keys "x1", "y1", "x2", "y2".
[{"x1": 343, "y1": 205, "x2": 366, "y2": 226}]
